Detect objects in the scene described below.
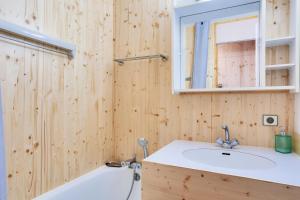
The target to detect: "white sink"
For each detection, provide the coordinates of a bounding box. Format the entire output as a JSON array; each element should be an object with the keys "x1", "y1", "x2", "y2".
[
  {"x1": 145, "y1": 141, "x2": 300, "y2": 186},
  {"x1": 183, "y1": 148, "x2": 276, "y2": 170}
]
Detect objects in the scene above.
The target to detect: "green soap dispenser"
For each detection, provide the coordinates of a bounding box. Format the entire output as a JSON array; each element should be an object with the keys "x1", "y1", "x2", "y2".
[{"x1": 275, "y1": 128, "x2": 292, "y2": 154}]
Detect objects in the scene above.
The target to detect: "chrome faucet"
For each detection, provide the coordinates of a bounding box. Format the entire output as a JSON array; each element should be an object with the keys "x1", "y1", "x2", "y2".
[
  {"x1": 216, "y1": 125, "x2": 239, "y2": 149},
  {"x1": 121, "y1": 155, "x2": 142, "y2": 169}
]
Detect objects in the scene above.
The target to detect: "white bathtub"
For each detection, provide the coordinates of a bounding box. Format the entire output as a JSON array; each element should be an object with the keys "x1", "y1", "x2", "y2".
[{"x1": 34, "y1": 166, "x2": 141, "y2": 200}]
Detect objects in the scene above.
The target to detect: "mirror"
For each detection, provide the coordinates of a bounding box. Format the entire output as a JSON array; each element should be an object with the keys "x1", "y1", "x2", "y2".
[{"x1": 179, "y1": 2, "x2": 260, "y2": 89}]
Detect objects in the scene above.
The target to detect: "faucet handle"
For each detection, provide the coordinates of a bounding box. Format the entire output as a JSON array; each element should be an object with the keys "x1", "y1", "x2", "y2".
[
  {"x1": 231, "y1": 139, "x2": 239, "y2": 147},
  {"x1": 216, "y1": 137, "x2": 224, "y2": 146}
]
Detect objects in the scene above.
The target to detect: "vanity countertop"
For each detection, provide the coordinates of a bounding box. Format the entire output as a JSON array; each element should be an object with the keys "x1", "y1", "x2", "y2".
[{"x1": 144, "y1": 140, "x2": 300, "y2": 187}]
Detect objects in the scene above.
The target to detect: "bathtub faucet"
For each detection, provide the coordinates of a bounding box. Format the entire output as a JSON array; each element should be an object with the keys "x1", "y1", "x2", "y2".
[
  {"x1": 216, "y1": 125, "x2": 239, "y2": 149},
  {"x1": 121, "y1": 155, "x2": 142, "y2": 169},
  {"x1": 121, "y1": 156, "x2": 136, "y2": 166}
]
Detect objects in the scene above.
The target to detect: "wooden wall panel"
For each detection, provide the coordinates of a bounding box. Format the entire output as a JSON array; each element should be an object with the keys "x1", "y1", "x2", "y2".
[
  {"x1": 113, "y1": 0, "x2": 295, "y2": 161},
  {"x1": 266, "y1": 0, "x2": 290, "y2": 39},
  {"x1": 217, "y1": 41, "x2": 256, "y2": 88},
  {"x1": 183, "y1": 25, "x2": 195, "y2": 89},
  {"x1": 0, "y1": 0, "x2": 114, "y2": 199},
  {"x1": 265, "y1": 0, "x2": 291, "y2": 86},
  {"x1": 142, "y1": 162, "x2": 300, "y2": 200}
]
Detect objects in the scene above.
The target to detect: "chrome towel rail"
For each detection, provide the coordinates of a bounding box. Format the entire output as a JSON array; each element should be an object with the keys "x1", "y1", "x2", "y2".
[
  {"x1": 114, "y1": 54, "x2": 168, "y2": 65},
  {"x1": 0, "y1": 19, "x2": 76, "y2": 58}
]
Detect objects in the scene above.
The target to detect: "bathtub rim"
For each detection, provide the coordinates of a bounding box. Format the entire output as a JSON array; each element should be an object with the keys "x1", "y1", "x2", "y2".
[{"x1": 33, "y1": 165, "x2": 128, "y2": 200}]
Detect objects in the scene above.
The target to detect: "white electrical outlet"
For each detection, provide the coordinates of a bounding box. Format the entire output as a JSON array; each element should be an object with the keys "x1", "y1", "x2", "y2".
[{"x1": 263, "y1": 115, "x2": 278, "y2": 126}]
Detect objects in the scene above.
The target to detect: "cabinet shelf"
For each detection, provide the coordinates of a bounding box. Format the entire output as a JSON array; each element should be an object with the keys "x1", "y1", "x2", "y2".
[
  {"x1": 174, "y1": 86, "x2": 296, "y2": 94},
  {"x1": 265, "y1": 36, "x2": 295, "y2": 47},
  {"x1": 265, "y1": 63, "x2": 295, "y2": 70}
]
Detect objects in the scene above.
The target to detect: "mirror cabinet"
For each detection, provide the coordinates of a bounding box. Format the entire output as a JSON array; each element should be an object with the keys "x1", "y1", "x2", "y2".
[{"x1": 172, "y1": 0, "x2": 300, "y2": 93}]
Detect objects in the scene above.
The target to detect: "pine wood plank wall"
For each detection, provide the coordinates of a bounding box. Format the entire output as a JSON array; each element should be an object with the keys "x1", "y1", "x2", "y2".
[
  {"x1": 113, "y1": 0, "x2": 295, "y2": 161},
  {"x1": 0, "y1": 0, "x2": 114, "y2": 199}
]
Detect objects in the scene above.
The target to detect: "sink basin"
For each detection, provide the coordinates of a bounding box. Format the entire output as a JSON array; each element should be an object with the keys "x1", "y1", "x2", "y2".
[{"x1": 183, "y1": 148, "x2": 276, "y2": 170}]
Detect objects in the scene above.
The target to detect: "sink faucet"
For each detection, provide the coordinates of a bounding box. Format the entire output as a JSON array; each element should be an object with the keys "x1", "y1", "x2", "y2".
[
  {"x1": 223, "y1": 125, "x2": 230, "y2": 142},
  {"x1": 216, "y1": 125, "x2": 239, "y2": 149}
]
